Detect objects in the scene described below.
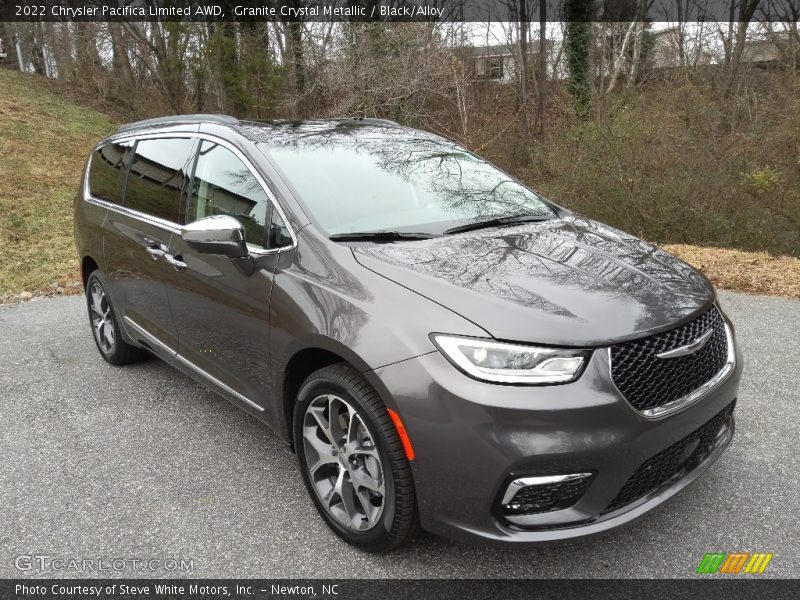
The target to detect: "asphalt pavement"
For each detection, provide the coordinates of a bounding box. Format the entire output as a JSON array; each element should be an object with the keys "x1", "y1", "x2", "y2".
[{"x1": 0, "y1": 290, "x2": 798, "y2": 578}]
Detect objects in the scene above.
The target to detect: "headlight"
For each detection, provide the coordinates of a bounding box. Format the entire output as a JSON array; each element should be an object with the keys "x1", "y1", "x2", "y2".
[{"x1": 431, "y1": 335, "x2": 589, "y2": 384}]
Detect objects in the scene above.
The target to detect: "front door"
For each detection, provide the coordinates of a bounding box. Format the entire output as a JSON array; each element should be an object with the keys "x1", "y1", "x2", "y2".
[
  {"x1": 103, "y1": 136, "x2": 197, "y2": 353},
  {"x1": 166, "y1": 138, "x2": 292, "y2": 413}
]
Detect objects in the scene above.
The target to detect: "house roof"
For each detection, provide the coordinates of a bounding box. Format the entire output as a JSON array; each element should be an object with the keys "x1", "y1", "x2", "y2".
[
  {"x1": 466, "y1": 44, "x2": 515, "y2": 57},
  {"x1": 466, "y1": 41, "x2": 555, "y2": 58}
]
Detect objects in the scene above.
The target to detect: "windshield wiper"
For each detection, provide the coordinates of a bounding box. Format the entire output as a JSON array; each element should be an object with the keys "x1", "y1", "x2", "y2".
[
  {"x1": 443, "y1": 214, "x2": 554, "y2": 235},
  {"x1": 329, "y1": 231, "x2": 439, "y2": 242}
]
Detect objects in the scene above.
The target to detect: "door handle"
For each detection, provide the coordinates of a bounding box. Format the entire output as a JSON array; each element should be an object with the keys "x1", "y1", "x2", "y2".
[
  {"x1": 164, "y1": 253, "x2": 188, "y2": 271},
  {"x1": 145, "y1": 246, "x2": 165, "y2": 260}
]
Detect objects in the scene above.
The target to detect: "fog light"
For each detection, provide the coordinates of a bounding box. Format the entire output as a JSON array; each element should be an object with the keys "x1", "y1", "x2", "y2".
[{"x1": 501, "y1": 473, "x2": 593, "y2": 516}]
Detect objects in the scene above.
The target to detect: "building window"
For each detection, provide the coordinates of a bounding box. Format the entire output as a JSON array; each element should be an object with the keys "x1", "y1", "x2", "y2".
[{"x1": 489, "y1": 58, "x2": 504, "y2": 79}]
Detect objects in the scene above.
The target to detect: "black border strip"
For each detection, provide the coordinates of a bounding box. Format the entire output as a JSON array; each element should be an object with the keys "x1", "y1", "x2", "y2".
[
  {"x1": 0, "y1": 0, "x2": 796, "y2": 23},
  {"x1": 3, "y1": 579, "x2": 800, "y2": 600}
]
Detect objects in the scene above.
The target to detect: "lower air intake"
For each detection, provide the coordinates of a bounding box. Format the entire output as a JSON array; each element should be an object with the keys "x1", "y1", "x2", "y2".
[{"x1": 501, "y1": 473, "x2": 594, "y2": 516}]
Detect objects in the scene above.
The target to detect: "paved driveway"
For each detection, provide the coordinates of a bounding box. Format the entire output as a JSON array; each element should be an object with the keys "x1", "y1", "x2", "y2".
[{"x1": 1, "y1": 290, "x2": 798, "y2": 578}]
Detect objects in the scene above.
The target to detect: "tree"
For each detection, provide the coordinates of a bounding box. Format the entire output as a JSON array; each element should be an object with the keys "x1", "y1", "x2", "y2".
[
  {"x1": 517, "y1": 0, "x2": 533, "y2": 145},
  {"x1": 724, "y1": 0, "x2": 762, "y2": 99},
  {"x1": 109, "y1": 22, "x2": 135, "y2": 101},
  {"x1": 564, "y1": 0, "x2": 594, "y2": 116},
  {"x1": 538, "y1": 1, "x2": 547, "y2": 143}
]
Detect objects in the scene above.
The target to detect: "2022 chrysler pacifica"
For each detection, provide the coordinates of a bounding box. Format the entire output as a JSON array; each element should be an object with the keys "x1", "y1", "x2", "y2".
[{"x1": 74, "y1": 114, "x2": 742, "y2": 552}]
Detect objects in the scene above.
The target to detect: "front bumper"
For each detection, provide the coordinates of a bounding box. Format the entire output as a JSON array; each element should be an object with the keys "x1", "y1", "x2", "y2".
[{"x1": 369, "y1": 332, "x2": 742, "y2": 546}]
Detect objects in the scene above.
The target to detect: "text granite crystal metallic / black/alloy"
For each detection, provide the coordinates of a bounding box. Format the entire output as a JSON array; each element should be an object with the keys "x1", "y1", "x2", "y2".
[{"x1": 73, "y1": 114, "x2": 742, "y2": 552}]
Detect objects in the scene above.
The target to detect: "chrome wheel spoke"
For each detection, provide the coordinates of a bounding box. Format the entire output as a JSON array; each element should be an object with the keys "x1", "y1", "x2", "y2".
[
  {"x1": 303, "y1": 429, "x2": 338, "y2": 474},
  {"x1": 90, "y1": 286, "x2": 104, "y2": 312},
  {"x1": 345, "y1": 406, "x2": 359, "y2": 448},
  {"x1": 94, "y1": 319, "x2": 106, "y2": 347},
  {"x1": 350, "y1": 466, "x2": 384, "y2": 495},
  {"x1": 323, "y1": 470, "x2": 344, "y2": 509},
  {"x1": 354, "y1": 486, "x2": 379, "y2": 525},
  {"x1": 338, "y1": 477, "x2": 361, "y2": 526},
  {"x1": 308, "y1": 401, "x2": 337, "y2": 448},
  {"x1": 89, "y1": 283, "x2": 114, "y2": 353},
  {"x1": 104, "y1": 322, "x2": 115, "y2": 346},
  {"x1": 328, "y1": 398, "x2": 350, "y2": 447}
]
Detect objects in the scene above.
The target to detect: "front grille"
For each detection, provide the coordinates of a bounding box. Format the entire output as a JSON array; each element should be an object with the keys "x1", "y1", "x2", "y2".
[
  {"x1": 503, "y1": 475, "x2": 593, "y2": 516},
  {"x1": 604, "y1": 401, "x2": 734, "y2": 513},
  {"x1": 610, "y1": 306, "x2": 728, "y2": 412}
]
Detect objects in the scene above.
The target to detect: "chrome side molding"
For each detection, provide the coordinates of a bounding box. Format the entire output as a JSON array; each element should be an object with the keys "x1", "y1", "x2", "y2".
[{"x1": 122, "y1": 317, "x2": 264, "y2": 412}]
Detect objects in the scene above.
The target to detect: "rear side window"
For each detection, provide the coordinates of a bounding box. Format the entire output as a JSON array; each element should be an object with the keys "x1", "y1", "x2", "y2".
[
  {"x1": 87, "y1": 141, "x2": 132, "y2": 204},
  {"x1": 189, "y1": 140, "x2": 272, "y2": 248},
  {"x1": 125, "y1": 138, "x2": 195, "y2": 223}
]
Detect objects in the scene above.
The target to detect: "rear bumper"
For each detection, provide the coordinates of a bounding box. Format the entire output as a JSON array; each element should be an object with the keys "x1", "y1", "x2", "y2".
[{"x1": 370, "y1": 334, "x2": 742, "y2": 546}]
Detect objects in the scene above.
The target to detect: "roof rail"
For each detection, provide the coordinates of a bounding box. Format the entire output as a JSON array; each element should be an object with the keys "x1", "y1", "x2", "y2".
[
  {"x1": 343, "y1": 116, "x2": 400, "y2": 127},
  {"x1": 117, "y1": 114, "x2": 238, "y2": 133}
]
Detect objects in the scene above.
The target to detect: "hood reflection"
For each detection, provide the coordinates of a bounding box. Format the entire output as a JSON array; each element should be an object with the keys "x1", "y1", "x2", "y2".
[{"x1": 354, "y1": 216, "x2": 714, "y2": 346}]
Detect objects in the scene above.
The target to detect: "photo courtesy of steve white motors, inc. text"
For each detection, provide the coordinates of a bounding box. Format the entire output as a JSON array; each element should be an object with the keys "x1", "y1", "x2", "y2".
[
  {"x1": 15, "y1": 583, "x2": 340, "y2": 598},
  {"x1": 19, "y1": 2, "x2": 445, "y2": 19}
]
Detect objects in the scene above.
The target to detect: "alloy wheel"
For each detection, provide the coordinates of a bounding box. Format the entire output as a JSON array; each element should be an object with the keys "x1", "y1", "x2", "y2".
[
  {"x1": 302, "y1": 394, "x2": 386, "y2": 531},
  {"x1": 89, "y1": 282, "x2": 115, "y2": 354}
]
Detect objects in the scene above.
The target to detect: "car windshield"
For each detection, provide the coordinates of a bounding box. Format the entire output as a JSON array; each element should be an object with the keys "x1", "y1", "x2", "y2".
[{"x1": 260, "y1": 132, "x2": 554, "y2": 236}]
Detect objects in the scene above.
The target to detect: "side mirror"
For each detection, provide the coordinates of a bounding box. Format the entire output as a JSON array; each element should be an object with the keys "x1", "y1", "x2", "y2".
[{"x1": 181, "y1": 215, "x2": 249, "y2": 258}]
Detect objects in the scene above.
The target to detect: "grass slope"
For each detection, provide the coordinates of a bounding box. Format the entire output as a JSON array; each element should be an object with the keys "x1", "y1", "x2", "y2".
[
  {"x1": 0, "y1": 69, "x2": 797, "y2": 300},
  {"x1": 0, "y1": 69, "x2": 116, "y2": 300}
]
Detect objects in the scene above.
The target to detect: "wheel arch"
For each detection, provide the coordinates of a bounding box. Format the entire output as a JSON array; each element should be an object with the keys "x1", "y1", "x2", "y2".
[
  {"x1": 278, "y1": 338, "x2": 395, "y2": 450},
  {"x1": 81, "y1": 255, "x2": 100, "y2": 289}
]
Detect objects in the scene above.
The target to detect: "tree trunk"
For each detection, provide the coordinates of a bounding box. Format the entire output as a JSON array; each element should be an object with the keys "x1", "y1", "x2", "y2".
[
  {"x1": 723, "y1": 4, "x2": 736, "y2": 66},
  {"x1": 0, "y1": 22, "x2": 12, "y2": 69},
  {"x1": 627, "y1": 2, "x2": 652, "y2": 88},
  {"x1": 564, "y1": 0, "x2": 594, "y2": 117},
  {"x1": 109, "y1": 22, "x2": 134, "y2": 100},
  {"x1": 725, "y1": 1, "x2": 761, "y2": 100},
  {"x1": 606, "y1": 20, "x2": 637, "y2": 94},
  {"x1": 74, "y1": 23, "x2": 103, "y2": 84},
  {"x1": 518, "y1": 1, "x2": 533, "y2": 145},
  {"x1": 49, "y1": 23, "x2": 75, "y2": 80},
  {"x1": 287, "y1": 9, "x2": 305, "y2": 118},
  {"x1": 538, "y1": 1, "x2": 547, "y2": 144},
  {"x1": 627, "y1": 22, "x2": 644, "y2": 87},
  {"x1": 218, "y1": 22, "x2": 245, "y2": 114},
  {"x1": 596, "y1": 22, "x2": 605, "y2": 118}
]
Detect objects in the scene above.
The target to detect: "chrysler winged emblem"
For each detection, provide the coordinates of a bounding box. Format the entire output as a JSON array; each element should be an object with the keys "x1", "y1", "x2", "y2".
[{"x1": 656, "y1": 329, "x2": 714, "y2": 359}]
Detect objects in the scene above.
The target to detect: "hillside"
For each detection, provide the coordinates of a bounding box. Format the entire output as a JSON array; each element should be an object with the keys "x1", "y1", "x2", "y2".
[
  {"x1": 0, "y1": 69, "x2": 117, "y2": 301},
  {"x1": 0, "y1": 68, "x2": 798, "y2": 301}
]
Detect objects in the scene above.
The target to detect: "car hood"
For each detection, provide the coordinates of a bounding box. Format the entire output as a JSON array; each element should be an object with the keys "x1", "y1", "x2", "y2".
[{"x1": 352, "y1": 216, "x2": 715, "y2": 346}]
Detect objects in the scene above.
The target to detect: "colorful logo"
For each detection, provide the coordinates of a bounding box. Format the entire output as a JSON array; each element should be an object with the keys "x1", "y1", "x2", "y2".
[{"x1": 696, "y1": 552, "x2": 773, "y2": 574}]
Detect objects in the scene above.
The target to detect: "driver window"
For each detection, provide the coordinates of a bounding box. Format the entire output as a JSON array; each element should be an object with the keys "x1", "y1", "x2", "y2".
[{"x1": 190, "y1": 140, "x2": 271, "y2": 248}]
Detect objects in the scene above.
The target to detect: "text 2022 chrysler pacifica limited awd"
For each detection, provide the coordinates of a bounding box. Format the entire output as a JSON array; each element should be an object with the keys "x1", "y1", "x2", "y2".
[{"x1": 74, "y1": 114, "x2": 742, "y2": 552}]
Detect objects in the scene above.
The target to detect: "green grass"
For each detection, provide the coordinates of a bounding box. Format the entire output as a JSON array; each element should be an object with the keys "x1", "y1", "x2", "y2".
[{"x1": 0, "y1": 69, "x2": 117, "y2": 298}]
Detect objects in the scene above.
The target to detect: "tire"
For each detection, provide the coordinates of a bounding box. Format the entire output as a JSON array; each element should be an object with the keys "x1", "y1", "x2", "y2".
[
  {"x1": 293, "y1": 363, "x2": 419, "y2": 552},
  {"x1": 85, "y1": 271, "x2": 146, "y2": 366}
]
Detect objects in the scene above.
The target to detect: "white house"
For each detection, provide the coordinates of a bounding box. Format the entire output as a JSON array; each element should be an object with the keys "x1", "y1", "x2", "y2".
[{"x1": 466, "y1": 41, "x2": 565, "y2": 83}]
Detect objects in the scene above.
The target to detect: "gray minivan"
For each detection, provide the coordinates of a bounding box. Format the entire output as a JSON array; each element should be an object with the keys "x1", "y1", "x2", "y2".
[{"x1": 74, "y1": 115, "x2": 742, "y2": 552}]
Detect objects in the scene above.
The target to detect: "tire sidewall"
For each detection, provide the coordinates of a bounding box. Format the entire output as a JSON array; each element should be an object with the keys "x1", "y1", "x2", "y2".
[{"x1": 293, "y1": 374, "x2": 399, "y2": 548}]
